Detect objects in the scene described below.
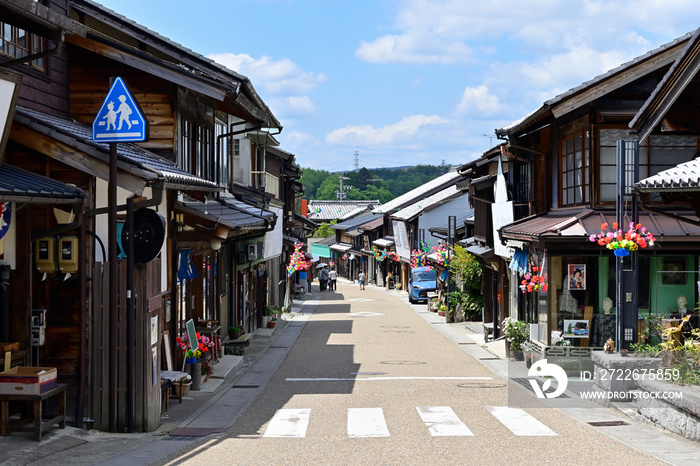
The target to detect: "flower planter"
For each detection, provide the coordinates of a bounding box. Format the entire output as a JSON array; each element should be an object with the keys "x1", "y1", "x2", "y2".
[
  {"x1": 229, "y1": 330, "x2": 242, "y2": 340},
  {"x1": 173, "y1": 381, "x2": 191, "y2": 397},
  {"x1": 267, "y1": 321, "x2": 276, "y2": 328}
]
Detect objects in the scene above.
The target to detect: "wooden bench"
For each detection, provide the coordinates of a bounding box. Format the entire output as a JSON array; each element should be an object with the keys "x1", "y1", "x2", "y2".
[
  {"x1": 483, "y1": 323, "x2": 494, "y2": 341},
  {"x1": 0, "y1": 383, "x2": 67, "y2": 441}
]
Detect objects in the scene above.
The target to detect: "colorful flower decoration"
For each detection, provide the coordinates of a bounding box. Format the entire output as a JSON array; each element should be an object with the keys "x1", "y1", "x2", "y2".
[
  {"x1": 411, "y1": 249, "x2": 431, "y2": 269},
  {"x1": 387, "y1": 251, "x2": 400, "y2": 262},
  {"x1": 176, "y1": 332, "x2": 214, "y2": 362},
  {"x1": 372, "y1": 245, "x2": 388, "y2": 262},
  {"x1": 519, "y1": 265, "x2": 548, "y2": 293},
  {"x1": 329, "y1": 260, "x2": 335, "y2": 266},
  {"x1": 431, "y1": 244, "x2": 449, "y2": 267},
  {"x1": 588, "y1": 222, "x2": 655, "y2": 255},
  {"x1": 287, "y1": 242, "x2": 313, "y2": 276},
  {"x1": 342, "y1": 254, "x2": 348, "y2": 260}
]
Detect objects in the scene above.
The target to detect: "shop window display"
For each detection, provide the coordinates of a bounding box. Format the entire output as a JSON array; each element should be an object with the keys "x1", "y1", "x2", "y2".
[{"x1": 548, "y1": 255, "x2": 654, "y2": 347}]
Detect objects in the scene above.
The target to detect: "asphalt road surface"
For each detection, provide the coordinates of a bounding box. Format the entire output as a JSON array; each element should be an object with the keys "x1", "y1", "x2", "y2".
[{"x1": 165, "y1": 281, "x2": 665, "y2": 465}]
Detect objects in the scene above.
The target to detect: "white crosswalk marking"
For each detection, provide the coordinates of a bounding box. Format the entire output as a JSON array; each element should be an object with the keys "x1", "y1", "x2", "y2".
[
  {"x1": 347, "y1": 408, "x2": 390, "y2": 438},
  {"x1": 263, "y1": 409, "x2": 311, "y2": 438},
  {"x1": 416, "y1": 406, "x2": 474, "y2": 436},
  {"x1": 487, "y1": 406, "x2": 557, "y2": 436},
  {"x1": 261, "y1": 407, "x2": 558, "y2": 438}
]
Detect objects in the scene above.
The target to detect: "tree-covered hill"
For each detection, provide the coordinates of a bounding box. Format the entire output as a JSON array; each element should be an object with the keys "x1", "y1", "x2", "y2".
[{"x1": 301, "y1": 165, "x2": 450, "y2": 203}]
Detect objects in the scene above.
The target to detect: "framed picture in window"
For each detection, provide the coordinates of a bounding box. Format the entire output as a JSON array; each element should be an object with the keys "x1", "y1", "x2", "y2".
[
  {"x1": 661, "y1": 259, "x2": 686, "y2": 285},
  {"x1": 568, "y1": 264, "x2": 586, "y2": 290}
]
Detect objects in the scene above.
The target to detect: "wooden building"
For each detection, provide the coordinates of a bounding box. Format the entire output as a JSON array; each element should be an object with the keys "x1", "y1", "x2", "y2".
[{"x1": 0, "y1": 0, "x2": 304, "y2": 433}]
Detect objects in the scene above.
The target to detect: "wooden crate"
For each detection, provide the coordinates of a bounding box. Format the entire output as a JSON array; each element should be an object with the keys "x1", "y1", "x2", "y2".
[{"x1": 0, "y1": 366, "x2": 58, "y2": 395}]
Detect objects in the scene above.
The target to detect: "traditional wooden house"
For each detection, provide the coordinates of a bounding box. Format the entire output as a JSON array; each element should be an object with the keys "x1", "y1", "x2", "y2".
[
  {"x1": 491, "y1": 28, "x2": 700, "y2": 368},
  {"x1": 0, "y1": 0, "x2": 295, "y2": 433},
  {"x1": 373, "y1": 169, "x2": 466, "y2": 293},
  {"x1": 456, "y1": 144, "x2": 534, "y2": 337}
]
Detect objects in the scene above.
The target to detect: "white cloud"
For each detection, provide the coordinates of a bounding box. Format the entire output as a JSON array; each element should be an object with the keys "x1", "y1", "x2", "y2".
[
  {"x1": 356, "y1": 0, "x2": 700, "y2": 65},
  {"x1": 268, "y1": 96, "x2": 317, "y2": 117},
  {"x1": 207, "y1": 53, "x2": 326, "y2": 95},
  {"x1": 457, "y1": 85, "x2": 505, "y2": 116},
  {"x1": 356, "y1": 31, "x2": 473, "y2": 64},
  {"x1": 326, "y1": 115, "x2": 448, "y2": 146},
  {"x1": 280, "y1": 130, "x2": 318, "y2": 147}
]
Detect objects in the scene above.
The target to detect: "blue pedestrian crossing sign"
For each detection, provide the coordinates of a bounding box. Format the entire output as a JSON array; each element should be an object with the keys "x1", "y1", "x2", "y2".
[{"x1": 92, "y1": 77, "x2": 148, "y2": 143}]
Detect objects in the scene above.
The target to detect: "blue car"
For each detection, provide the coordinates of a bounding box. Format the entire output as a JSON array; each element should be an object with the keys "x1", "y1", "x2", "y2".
[{"x1": 408, "y1": 266, "x2": 437, "y2": 304}]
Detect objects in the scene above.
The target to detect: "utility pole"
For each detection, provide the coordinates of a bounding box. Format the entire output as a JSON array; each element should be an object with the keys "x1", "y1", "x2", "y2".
[
  {"x1": 353, "y1": 150, "x2": 360, "y2": 172},
  {"x1": 336, "y1": 176, "x2": 352, "y2": 200}
]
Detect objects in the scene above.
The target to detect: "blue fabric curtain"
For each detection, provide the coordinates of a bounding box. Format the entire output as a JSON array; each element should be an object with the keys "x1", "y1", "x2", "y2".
[
  {"x1": 178, "y1": 249, "x2": 200, "y2": 280},
  {"x1": 509, "y1": 248, "x2": 528, "y2": 274}
]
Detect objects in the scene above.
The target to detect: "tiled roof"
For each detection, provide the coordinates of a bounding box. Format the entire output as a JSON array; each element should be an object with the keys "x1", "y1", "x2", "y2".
[
  {"x1": 177, "y1": 198, "x2": 275, "y2": 232},
  {"x1": 501, "y1": 209, "x2": 700, "y2": 241},
  {"x1": 373, "y1": 169, "x2": 463, "y2": 214},
  {"x1": 14, "y1": 106, "x2": 219, "y2": 191},
  {"x1": 635, "y1": 158, "x2": 700, "y2": 192},
  {"x1": 0, "y1": 164, "x2": 85, "y2": 202},
  {"x1": 307, "y1": 200, "x2": 380, "y2": 222},
  {"x1": 332, "y1": 212, "x2": 381, "y2": 230},
  {"x1": 391, "y1": 186, "x2": 464, "y2": 221}
]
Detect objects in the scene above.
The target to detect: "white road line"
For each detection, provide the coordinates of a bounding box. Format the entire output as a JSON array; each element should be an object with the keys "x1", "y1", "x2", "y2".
[
  {"x1": 417, "y1": 406, "x2": 474, "y2": 437},
  {"x1": 286, "y1": 376, "x2": 492, "y2": 382},
  {"x1": 487, "y1": 406, "x2": 557, "y2": 436},
  {"x1": 263, "y1": 409, "x2": 311, "y2": 438},
  {"x1": 348, "y1": 408, "x2": 390, "y2": 438}
]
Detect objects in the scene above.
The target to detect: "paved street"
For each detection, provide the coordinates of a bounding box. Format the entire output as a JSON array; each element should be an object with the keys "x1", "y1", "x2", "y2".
[
  {"x1": 5, "y1": 279, "x2": 699, "y2": 465},
  {"x1": 159, "y1": 281, "x2": 670, "y2": 465}
]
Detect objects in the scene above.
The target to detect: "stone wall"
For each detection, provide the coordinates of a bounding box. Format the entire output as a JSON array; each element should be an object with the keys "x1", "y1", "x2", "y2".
[{"x1": 636, "y1": 379, "x2": 700, "y2": 442}]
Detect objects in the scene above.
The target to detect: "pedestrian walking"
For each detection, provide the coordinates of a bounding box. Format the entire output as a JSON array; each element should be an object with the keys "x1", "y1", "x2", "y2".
[
  {"x1": 329, "y1": 267, "x2": 337, "y2": 291},
  {"x1": 306, "y1": 271, "x2": 313, "y2": 292},
  {"x1": 318, "y1": 266, "x2": 329, "y2": 291},
  {"x1": 358, "y1": 270, "x2": 366, "y2": 290}
]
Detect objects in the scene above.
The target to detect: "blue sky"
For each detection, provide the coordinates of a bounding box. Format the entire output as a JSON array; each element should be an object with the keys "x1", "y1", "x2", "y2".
[{"x1": 96, "y1": 0, "x2": 700, "y2": 172}]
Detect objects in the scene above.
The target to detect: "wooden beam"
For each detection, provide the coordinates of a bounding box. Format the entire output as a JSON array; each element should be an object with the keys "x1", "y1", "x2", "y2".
[
  {"x1": 551, "y1": 44, "x2": 684, "y2": 118},
  {"x1": 66, "y1": 35, "x2": 227, "y2": 102}
]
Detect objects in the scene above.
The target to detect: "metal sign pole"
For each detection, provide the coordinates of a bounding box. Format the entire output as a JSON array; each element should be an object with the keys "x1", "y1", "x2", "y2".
[{"x1": 108, "y1": 141, "x2": 117, "y2": 433}]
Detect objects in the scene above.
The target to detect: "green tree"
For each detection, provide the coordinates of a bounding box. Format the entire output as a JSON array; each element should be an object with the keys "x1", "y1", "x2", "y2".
[
  {"x1": 301, "y1": 168, "x2": 332, "y2": 199},
  {"x1": 449, "y1": 245, "x2": 484, "y2": 321},
  {"x1": 313, "y1": 220, "x2": 336, "y2": 238}
]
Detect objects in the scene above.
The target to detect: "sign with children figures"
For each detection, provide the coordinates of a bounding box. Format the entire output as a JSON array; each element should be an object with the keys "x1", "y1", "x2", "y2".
[{"x1": 92, "y1": 77, "x2": 148, "y2": 143}]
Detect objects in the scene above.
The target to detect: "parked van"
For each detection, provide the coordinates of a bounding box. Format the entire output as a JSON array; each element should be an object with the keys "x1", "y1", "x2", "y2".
[{"x1": 408, "y1": 266, "x2": 437, "y2": 304}]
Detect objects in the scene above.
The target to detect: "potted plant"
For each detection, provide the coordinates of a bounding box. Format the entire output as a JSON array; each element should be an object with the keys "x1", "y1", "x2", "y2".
[
  {"x1": 438, "y1": 304, "x2": 447, "y2": 317},
  {"x1": 267, "y1": 307, "x2": 280, "y2": 328},
  {"x1": 176, "y1": 332, "x2": 215, "y2": 390},
  {"x1": 228, "y1": 326, "x2": 242, "y2": 340},
  {"x1": 502, "y1": 317, "x2": 529, "y2": 360},
  {"x1": 174, "y1": 374, "x2": 192, "y2": 397}
]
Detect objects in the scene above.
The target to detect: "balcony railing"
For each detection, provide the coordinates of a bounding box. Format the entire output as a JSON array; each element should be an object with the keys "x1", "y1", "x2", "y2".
[{"x1": 251, "y1": 171, "x2": 279, "y2": 198}]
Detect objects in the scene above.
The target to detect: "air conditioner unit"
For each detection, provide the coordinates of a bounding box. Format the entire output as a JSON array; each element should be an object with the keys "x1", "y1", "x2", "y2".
[{"x1": 247, "y1": 244, "x2": 257, "y2": 261}]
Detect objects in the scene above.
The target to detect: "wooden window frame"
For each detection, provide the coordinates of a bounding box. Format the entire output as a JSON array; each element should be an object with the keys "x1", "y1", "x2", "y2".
[
  {"x1": 0, "y1": 21, "x2": 47, "y2": 71},
  {"x1": 559, "y1": 130, "x2": 590, "y2": 207}
]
